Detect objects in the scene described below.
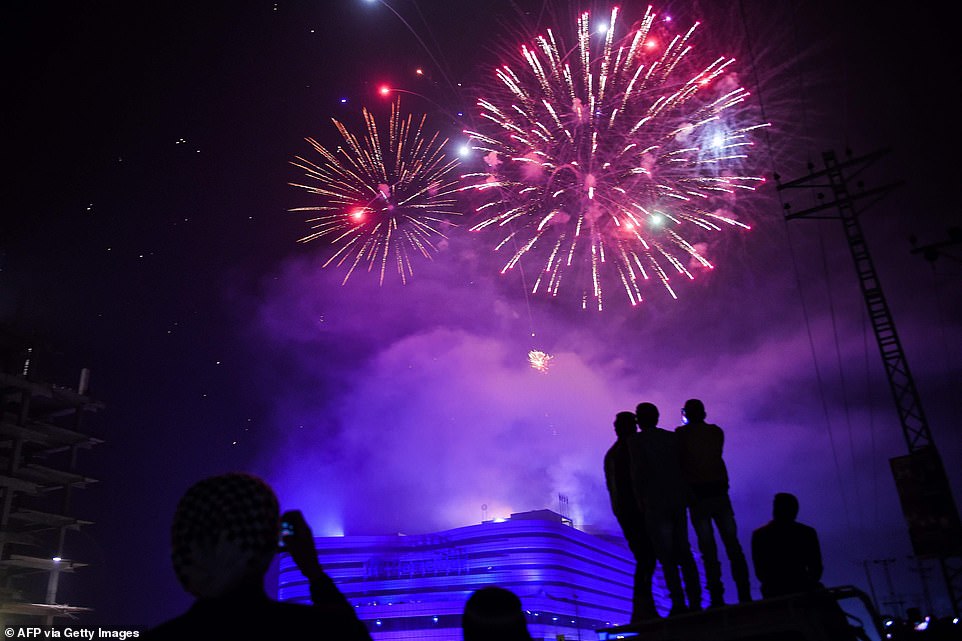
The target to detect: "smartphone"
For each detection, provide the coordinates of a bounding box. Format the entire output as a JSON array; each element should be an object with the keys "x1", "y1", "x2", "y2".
[{"x1": 279, "y1": 517, "x2": 294, "y2": 550}]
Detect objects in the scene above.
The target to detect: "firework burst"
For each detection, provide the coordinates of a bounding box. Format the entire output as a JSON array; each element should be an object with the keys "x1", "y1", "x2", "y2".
[
  {"x1": 291, "y1": 100, "x2": 462, "y2": 284},
  {"x1": 463, "y1": 5, "x2": 769, "y2": 309},
  {"x1": 528, "y1": 349, "x2": 554, "y2": 372}
]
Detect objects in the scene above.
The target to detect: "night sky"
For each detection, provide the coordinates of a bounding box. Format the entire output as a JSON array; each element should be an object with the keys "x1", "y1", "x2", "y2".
[{"x1": 3, "y1": 0, "x2": 960, "y2": 628}]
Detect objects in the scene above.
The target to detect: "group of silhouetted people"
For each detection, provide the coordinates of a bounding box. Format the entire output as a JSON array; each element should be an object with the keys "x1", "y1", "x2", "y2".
[
  {"x1": 604, "y1": 398, "x2": 824, "y2": 621},
  {"x1": 146, "y1": 397, "x2": 826, "y2": 638}
]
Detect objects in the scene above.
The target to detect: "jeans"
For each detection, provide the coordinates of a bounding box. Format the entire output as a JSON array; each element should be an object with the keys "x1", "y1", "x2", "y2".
[
  {"x1": 646, "y1": 504, "x2": 702, "y2": 610},
  {"x1": 617, "y1": 513, "x2": 658, "y2": 621},
  {"x1": 689, "y1": 494, "x2": 752, "y2": 603}
]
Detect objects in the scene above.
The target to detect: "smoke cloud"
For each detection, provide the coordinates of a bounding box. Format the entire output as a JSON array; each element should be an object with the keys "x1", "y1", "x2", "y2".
[{"x1": 246, "y1": 214, "x2": 960, "y2": 605}]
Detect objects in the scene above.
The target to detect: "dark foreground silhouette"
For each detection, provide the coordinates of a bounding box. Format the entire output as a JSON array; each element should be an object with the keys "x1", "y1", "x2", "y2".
[
  {"x1": 630, "y1": 402, "x2": 702, "y2": 615},
  {"x1": 144, "y1": 472, "x2": 371, "y2": 640},
  {"x1": 604, "y1": 411, "x2": 658, "y2": 622},
  {"x1": 676, "y1": 398, "x2": 753, "y2": 606},
  {"x1": 751, "y1": 492, "x2": 823, "y2": 599},
  {"x1": 462, "y1": 586, "x2": 533, "y2": 641}
]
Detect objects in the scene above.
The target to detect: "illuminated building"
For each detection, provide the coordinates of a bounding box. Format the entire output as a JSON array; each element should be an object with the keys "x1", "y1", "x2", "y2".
[{"x1": 278, "y1": 508, "x2": 671, "y2": 640}]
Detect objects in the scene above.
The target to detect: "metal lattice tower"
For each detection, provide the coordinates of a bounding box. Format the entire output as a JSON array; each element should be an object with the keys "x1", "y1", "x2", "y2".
[
  {"x1": 778, "y1": 149, "x2": 931, "y2": 452},
  {"x1": 777, "y1": 149, "x2": 962, "y2": 616}
]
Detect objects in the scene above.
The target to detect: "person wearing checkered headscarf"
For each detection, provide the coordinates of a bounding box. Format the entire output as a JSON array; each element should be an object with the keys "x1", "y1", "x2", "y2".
[
  {"x1": 144, "y1": 472, "x2": 372, "y2": 640},
  {"x1": 170, "y1": 472, "x2": 281, "y2": 598}
]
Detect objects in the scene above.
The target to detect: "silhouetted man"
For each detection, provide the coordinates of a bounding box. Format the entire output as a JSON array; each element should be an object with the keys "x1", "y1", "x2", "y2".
[
  {"x1": 675, "y1": 398, "x2": 752, "y2": 606},
  {"x1": 462, "y1": 586, "x2": 533, "y2": 641},
  {"x1": 751, "y1": 492, "x2": 823, "y2": 598},
  {"x1": 604, "y1": 411, "x2": 658, "y2": 622},
  {"x1": 145, "y1": 472, "x2": 371, "y2": 640},
  {"x1": 630, "y1": 402, "x2": 702, "y2": 615}
]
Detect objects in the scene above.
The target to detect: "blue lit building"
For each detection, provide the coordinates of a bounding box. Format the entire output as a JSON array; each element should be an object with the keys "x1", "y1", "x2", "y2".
[{"x1": 278, "y1": 509, "x2": 670, "y2": 640}]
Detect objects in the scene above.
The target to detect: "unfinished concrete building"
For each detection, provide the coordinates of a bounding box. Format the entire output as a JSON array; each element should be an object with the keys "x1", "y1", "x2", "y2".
[{"x1": 0, "y1": 329, "x2": 102, "y2": 625}]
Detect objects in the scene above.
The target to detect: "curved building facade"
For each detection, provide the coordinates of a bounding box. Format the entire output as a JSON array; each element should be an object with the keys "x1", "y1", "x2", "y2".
[{"x1": 278, "y1": 509, "x2": 670, "y2": 640}]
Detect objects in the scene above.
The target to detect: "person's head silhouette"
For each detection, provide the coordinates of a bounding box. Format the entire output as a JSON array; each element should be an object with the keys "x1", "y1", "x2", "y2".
[
  {"x1": 170, "y1": 472, "x2": 280, "y2": 598},
  {"x1": 635, "y1": 402, "x2": 659, "y2": 431},
  {"x1": 682, "y1": 399, "x2": 706, "y2": 424},
  {"x1": 462, "y1": 586, "x2": 532, "y2": 641},
  {"x1": 772, "y1": 492, "x2": 800, "y2": 522},
  {"x1": 614, "y1": 411, "x2": 637, "y2": 439}
]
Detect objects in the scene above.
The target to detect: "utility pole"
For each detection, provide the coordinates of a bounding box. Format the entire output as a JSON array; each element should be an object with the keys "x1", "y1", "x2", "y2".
[
  {"x1": 861, "y1": 559, "x2": 881, "y2": 613},
  {"x1": 909, "y1": 555, "x2": 935, "y2": 615},
  {"x1": 776, "y1": 149, "x2": 962, "y2": 616},
  {"x1": 874, "y1": 558, "x2": 905, "y2": 619}
]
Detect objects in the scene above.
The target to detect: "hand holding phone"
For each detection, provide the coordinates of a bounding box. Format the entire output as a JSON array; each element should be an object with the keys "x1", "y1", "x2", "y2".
[{"x1": 278, "y1": 509, "x2": 324, "y2": 580}]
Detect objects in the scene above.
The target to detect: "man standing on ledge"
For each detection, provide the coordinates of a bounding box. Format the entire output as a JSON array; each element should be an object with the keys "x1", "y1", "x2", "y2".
[
  {"x1": 675, "y1": 398, "x2": 752, "y2": 606},
  {"x1": 631, "y1": 402, "x2": 702, "y2": 615},
  {"x1": 604, "y1": 411, "x2": 658, "y2": 622}
]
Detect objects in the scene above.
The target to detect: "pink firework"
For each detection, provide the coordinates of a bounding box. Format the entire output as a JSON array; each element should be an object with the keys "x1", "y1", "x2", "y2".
[{"x1": 463, "y1": 5, "x2": 768, "y2": 310}]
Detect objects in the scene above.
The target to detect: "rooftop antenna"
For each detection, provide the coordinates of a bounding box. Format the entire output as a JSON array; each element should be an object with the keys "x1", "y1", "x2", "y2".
[{"x1": 558, "y1": 494, "x2": 571, "y2": 525}]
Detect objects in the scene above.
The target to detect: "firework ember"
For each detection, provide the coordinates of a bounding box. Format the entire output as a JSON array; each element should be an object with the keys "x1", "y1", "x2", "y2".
[
  {"x1": 528, "y1": 349, "x2": 554, "y2": 372},
  {"x1": 463, "y1": 5, "x2": 768, "y2": 309},
  {"x1": 291, "y1": 99, "x2": 462, "y2": 284}
]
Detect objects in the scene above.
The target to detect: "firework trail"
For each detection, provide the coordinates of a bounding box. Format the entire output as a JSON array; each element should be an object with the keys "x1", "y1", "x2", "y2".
[
  {"x1": 463, "y1": 5, "x2": 769, "y2": 309},
  {"x1": 290, "y1": 100, "x2": 462, "y2": 285}
]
